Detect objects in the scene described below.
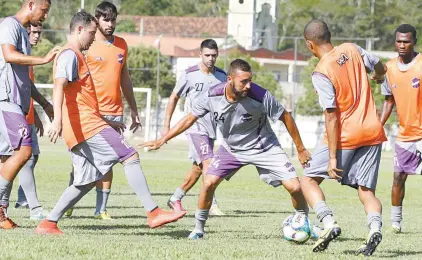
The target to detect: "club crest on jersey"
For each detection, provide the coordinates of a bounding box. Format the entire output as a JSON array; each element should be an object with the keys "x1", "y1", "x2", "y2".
[
  {"x1": 412, "y1": 78, "x2": 420, "y2": 88},
  {"x1": 241, "y1": 113, "x2": 252, "y2": 122},
  {"x1": 336, "y1": 53, "x2": 349, "y2": 66},
  {"x1": 117, "y1": 54, "x2": 124, "y2": 64}
]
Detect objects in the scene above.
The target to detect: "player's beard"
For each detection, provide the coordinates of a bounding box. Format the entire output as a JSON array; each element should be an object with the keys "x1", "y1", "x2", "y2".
[
  {"x1": 100, "y1": 26, "x2": 115, "y2": 37},
  {"x1": 232, "y1": 84, "x2": 248, "y2": 98}
]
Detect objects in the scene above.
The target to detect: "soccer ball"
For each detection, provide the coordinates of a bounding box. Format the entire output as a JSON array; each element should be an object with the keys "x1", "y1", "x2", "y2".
[{"x1": 282, "y1": 214, "x2": 312, "y2": 243}]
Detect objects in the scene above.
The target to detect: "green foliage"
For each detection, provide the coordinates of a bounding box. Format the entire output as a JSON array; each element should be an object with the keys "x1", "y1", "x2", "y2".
[
  {"x1": 116, "y1": 19, "x2": 137, "y2": 33},
  {"x1": 32, "y1": 38, "x2": 55, "y2": 84},
  {"x1": 126, "y1": 45, "x2": 175, "y2": 98},
  {"x1": 0, "y1": 0, "x2": 20, "y2": 17},
  {"x1": 277, "y1": 0, "x2": 422, "y2": 51},
  {"x1": 296, "y1": 57, "x2": 321, "y2": 116},
  {"x1": 216, "y1": 51, "x2": 282, "y2": 99},
  {"x1": 120, "y1": 0, "x2": 228, "y2": 17}
]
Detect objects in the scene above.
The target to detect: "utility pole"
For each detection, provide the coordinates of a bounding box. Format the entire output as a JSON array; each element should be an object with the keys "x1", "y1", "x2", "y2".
[{"x1": 154, "y1": 36, "x2": 162, "y2": 140}]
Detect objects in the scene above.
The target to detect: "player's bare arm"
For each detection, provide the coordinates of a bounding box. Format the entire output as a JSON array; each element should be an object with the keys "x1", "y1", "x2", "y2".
[
  {"x1": 324, "y1": 108, "x2": 343, "y2": 180},
  {"x1": 31, "y1": 83, "x2": 53, "y2": 120},
  {"x1": 370, "y1": 62, "x2": 387, "y2": 83},
  {"x1": 279, "y1": 110, "x2": 311, "y2": 167},
  {"x1": 1, "y1": 44, "x2": 60, "y2": 66},
  {"x1": 140, "y1": 112, "x2": 198, "y2": 150},
  {"x1": 162, "y1": 92, "x2": 180, "y2": 135},
  {"x1": 121, "y1": 62, "x2": 141, "y2": 133},
  {"x1": 34, "y1": 109, "x2": 44, "y2": 137},
  {"x1": 48, "y1": 78, "x2": 67, "y2": 143},
  {"x1": 380, "y1": 95, "x2": 395, "y2": 126}
]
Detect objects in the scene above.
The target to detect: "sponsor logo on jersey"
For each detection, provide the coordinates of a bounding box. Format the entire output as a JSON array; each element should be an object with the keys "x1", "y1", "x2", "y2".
[
  {"x1": 336, "y1": 53, "x2": 349, "y2": 66},
  {"x1": 412, "y1": 78, "x2": 420, "y2": 88},
  {"x1": 241, "y1": 113, "x2": 252, "y2": 122},
  {"x1": 117, "y1": 54, "x2": 124, "y2": 64}
]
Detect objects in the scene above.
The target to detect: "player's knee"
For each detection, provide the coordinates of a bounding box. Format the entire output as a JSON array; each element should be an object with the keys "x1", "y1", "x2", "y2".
[
  {"x1": 203, "y1": 177, "x2": 219, "y2": 191},
  {"x1": 393, "y1": 173, "x2": 407, "y2": 186}
]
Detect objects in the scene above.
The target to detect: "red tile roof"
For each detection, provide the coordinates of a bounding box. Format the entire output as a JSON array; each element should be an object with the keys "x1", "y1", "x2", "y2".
[{"x1": 119, "y1": 15, "x2": 228, "y2": 37}]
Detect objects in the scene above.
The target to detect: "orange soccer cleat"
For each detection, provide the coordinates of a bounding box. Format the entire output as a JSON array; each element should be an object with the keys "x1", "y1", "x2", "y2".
[{"x1": 147, "y1": 207, "x2": 186, "y2": 229}]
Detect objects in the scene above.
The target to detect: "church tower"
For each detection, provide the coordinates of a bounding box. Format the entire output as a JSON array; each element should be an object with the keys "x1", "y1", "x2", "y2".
[{"x1": 227, "y1": 0, "x2": 279, "y2": 50}]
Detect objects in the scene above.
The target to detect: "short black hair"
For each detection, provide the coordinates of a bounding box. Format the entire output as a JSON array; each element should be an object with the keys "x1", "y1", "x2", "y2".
[
  {"x1": 228, "y1": 59, "x2": 251, "y2": 75},
  {"x1": 70, "y1": 11, "x2": 96, "y2": 32},
  {"x1": 395, "y1": 24, "x2": 417, "y2": 42},
  {"x1": 95, "y1": 1, "x2": 118, "y2": 20},
  {"x1": 304, "y1": 19, "x2": 331, "y2": 44},
  {"x1": 200, "y1": 39, "x2": 218, "y2": 51}
]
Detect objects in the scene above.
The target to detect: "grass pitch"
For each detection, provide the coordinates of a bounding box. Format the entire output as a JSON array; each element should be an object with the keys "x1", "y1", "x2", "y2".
[{"x1": 1, "y1": 138, "x2": 421, "y2": 260}]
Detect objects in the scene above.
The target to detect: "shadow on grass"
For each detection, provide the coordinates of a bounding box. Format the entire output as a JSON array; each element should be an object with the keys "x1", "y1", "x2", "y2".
[
  {"x1": 337, "y1": 237, "x2": 365, "y2": 242},
  {"x1": 132, "y1": 230, "x2": 217, "y2": 238},
  {"x1": 73, "y1": 224, "x2": 158, "y2": 230},
  {"x1": 111, "y1": 192, "x2": 196, "y2": 197},
  {"x1": 343, "y1": 249, "x2": 422, "y2": 258},
  {"x1": 233, "y1": 210, "x2": 291, "y2": 215},
  {"x1": 380, "y1": 250, "x2": 422, "y2": 258},
  {"x1": 70, "y1": 205, "x2": 143, "y2": 210}
]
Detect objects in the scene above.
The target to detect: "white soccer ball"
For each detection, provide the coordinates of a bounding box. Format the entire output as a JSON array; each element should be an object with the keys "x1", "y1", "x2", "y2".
[{"x1": 282, "y1": 214, "x2": 312, "y2": 244}]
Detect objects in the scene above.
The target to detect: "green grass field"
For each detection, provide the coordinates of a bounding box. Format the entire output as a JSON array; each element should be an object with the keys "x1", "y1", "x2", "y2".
[{"x1": 1, "y1": 138, "x2": 421, "y2": 260}]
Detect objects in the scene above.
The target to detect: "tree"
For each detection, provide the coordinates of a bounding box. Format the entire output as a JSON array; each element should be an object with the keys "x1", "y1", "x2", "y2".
[
  {"x1": 277, "y1": 0, "x2": 422, "y2": 51},
  {"x1": 116, "y1": 19, "x2": 137, "y2": 33},
  {"x1": 0, "y1": 0, "x2": 20, "y2": 17},
  {"x1": 32, "y1": 38, "x2": 55, "y2": 84},
  {"x1": 296, "y1": 57, "x2": 321, "y2": 116},
  {"x1": 120, "y1": 0, "x2": 228, "y2": 17},
  {"x1": 216, "y1": 51, "x2": 282, "y2": 99},
  {"x1": 126, "y1": 45, "x2": 176, "y2": 99}
]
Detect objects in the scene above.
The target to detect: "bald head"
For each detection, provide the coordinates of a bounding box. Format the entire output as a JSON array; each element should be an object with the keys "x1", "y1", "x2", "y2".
[{"x1": 304, "y1": 19, "x2": 331, "y2": 45}]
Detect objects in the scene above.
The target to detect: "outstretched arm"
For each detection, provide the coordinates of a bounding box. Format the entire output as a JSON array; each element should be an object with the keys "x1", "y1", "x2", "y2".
[
  {"x1": 2, "y1": 44, "x2": 60, "y2": 66},
  {"x1": 279, "y1": 111, "x2": 311, "y2": 167},
  {"x1": 139, "y1": 113, "x2": 198, "y2": 150}
]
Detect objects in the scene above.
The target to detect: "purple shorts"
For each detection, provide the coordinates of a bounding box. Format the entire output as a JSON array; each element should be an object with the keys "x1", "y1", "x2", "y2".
[
  {"x1": 206, "y1": 144, "x2": 297, "y2": 187},
  {"x1": 71, "y1": 127, "x2": 137, "y2": 185},
  {"x1": 186, "y1": 133, "x2": 214, "y2": 164},
  {"x1": 394, "y1": 140, "x2": 422, "y2": 174},
  {"x1": 0, "y1": 101, "x2": 31, "y2": 153}
]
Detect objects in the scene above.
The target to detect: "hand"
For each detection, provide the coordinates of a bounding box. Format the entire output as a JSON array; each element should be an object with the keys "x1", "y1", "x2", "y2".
[
  {"x1": 370, "y1": 64, "x2": 387, "y2": 84},
  {"x1": 47, "y1": 119, "x2": 62, "y2": 143},
  {"x1": 43, "y1": 103, "x2": 54, "y2": 122},
  {"x1": 43, "y1": 46, "x2": 61, "y2": 64},
  {"x1": 138, "y1": 139, "x2": 165, "y2": 151},
  {"x1": 129, "y1": 111, "x2": 142, "y2": 133},
  {"x1": 297, "y1": 149, "x2": 312, "y2": 168},
  {"x1": 34, "y1": 113, "x2": 44, "y2": 137},
  {"x1": 106, "y1": 120, "x2": 126, "y2": 135},
  {"x1": 327, "y1": 158, "x2": 343, "y2": 180}
]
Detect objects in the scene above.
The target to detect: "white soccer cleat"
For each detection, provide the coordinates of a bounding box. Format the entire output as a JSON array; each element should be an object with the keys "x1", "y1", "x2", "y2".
[
  {"x1": 209, "y1": 204, "x2": 225, "y2": 216},
  {"x1": 391, "y1": 224, "x2": 401, "y2": 234}
]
